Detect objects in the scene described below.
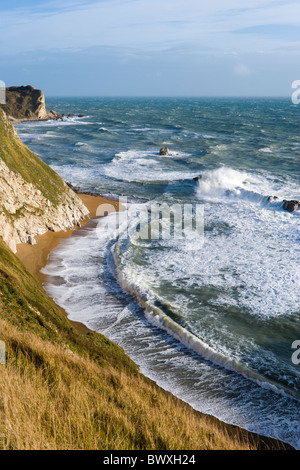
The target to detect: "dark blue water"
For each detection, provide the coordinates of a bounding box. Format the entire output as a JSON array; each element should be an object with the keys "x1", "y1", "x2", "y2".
[{"x1": 16, "y1": 98, "x2": 300, "y2": 448}]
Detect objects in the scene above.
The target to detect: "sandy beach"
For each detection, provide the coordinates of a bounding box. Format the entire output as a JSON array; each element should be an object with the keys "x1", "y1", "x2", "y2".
[{"x1": 16, "y1": 193, "x2": 120, "y2": 334}]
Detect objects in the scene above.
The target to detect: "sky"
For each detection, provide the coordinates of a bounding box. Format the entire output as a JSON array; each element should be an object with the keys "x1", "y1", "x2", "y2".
[{"x1": 0, "y1": 0, "x2": 299, "y2": 96}]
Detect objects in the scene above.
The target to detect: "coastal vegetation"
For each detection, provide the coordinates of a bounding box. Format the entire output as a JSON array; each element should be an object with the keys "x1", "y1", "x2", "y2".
[{"x1": 0, "y1": 107, "x2": 67, "y2": 206}]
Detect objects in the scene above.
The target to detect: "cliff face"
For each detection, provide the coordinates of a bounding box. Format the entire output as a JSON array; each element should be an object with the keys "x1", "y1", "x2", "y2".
[
  {"x1": 0, "y1": 85, "x2": 62, "y2": 122},
  {"x1": 0, "y1": 108, "x2": 89, "y2": 252}
]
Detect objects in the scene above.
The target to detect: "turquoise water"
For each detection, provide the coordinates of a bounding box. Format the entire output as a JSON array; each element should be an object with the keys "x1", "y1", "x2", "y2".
[{"x1": 16, "y1": 98, "x2": 300, "y2": 448}]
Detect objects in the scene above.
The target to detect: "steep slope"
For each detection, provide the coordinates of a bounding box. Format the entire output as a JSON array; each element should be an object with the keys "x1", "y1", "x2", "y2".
[{"x1": 0, "y1": 108, "x2": 89, "y2": 252}]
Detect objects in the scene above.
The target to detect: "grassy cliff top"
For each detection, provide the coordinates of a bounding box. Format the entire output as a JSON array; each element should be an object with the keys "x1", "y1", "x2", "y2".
[{"x1": 0, "y1": 108, "x2": 67, "y2": 206}]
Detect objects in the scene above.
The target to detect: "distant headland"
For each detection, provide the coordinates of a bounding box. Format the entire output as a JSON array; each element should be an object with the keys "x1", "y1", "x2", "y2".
[{"x1": 0, "y1": 85, "x2": 63, "y2": 122}]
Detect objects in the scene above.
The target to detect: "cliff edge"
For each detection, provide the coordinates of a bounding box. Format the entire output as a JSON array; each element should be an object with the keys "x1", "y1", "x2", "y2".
[
  {"x1": 0, "y1": 85, "x2": 62, "y2": 122},
  {"x1": 0, "y1": 108, "x2": 89, "y2": 252}
]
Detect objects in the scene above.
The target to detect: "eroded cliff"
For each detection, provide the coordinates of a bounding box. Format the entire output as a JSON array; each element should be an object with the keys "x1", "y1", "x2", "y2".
[{"x1": 0, "y1": 108, "x2": 89, "y2": 252}]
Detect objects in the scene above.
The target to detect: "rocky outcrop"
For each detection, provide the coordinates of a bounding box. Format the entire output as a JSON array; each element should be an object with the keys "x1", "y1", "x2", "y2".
[
  {"x1": 0, "y1": 85, "x2": 63, "y2": 122},
  {"x1": 268, "y1": 196, "x2": 299, "y2": 212},
  {"x1": 282, "y1": 200, "x2": 300, "y2": 212},
  {"x1": 0, "y1": 108, "x2": 89, "y2": 252},
  {"x1": 160, "y1": 147, "x2": 170, "y2": 156}
]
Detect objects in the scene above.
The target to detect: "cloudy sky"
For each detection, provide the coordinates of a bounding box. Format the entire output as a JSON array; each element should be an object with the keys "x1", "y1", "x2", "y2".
[{"x1": 0, "y1": 0, "x2": 299, "y2": 96}]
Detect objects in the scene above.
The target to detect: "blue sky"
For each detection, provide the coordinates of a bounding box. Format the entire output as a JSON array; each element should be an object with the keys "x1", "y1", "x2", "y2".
[{"x1": 0, "y1": 0, "x2": 299, "y2": 96}]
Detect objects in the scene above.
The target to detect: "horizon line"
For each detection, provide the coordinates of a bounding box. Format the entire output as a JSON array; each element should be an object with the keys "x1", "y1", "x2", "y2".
[{"x1": 44, "y1": 94, "x2": 292, "y2": 99}]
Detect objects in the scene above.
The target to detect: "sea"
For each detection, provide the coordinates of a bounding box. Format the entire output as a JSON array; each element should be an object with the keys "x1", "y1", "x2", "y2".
[{"x1": 15, "y1": 97, "x2": 300, "y2": 449}]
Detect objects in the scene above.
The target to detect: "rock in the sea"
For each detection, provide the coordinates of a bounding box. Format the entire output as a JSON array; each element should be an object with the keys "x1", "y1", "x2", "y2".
[
  {"x1": 267, "y1": 195, "x2": 279, "y2": 202},
  {"x1": 159, "y1": 147, "x2": 170, "y2": 156},
  {"x1": 282, "y1": 200, "x2": 300, "y2": 212},
  {"x1": 48, "y1": 110, "x2": 64, "y2": 121}
]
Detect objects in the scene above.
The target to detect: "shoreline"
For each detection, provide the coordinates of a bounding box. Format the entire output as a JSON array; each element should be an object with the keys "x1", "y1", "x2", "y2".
[
  {"x1": 16, "y1": 193, "x2": 120, "y2": 334},
  {"x1": 16, "y1": 193, "x2": 120, "y2": 284},
  {"x1": 15, "y1": 192, "x2": 294, "y2": 451}
]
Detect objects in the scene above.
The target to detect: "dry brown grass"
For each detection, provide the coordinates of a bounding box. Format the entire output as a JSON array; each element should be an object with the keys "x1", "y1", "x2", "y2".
[{"x1": 0, "y1": 319, "x2": 253, "y2": 450}]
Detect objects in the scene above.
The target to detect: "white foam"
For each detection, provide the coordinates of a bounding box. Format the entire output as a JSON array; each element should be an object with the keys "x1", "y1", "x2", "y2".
[
  {"x1": 17, "y1": 132, "x2": 58, "y2": 141},
  {"x1": 259, "y1": 147, "x2": 273, "y2": 153},
  {"x1": 115, "y1": 168, "x2": 300, "y2": 321},
  {"x1": 50, "y1": 164, "x2": 105, "y2": 186},
  {"x1": 196, "y1": 167, "x2": 249, "y2": 198},
  {"x1": 105, "y1": 149, "x2": 194, "y2": 182},
  {"x1": 15, "y1": 116, "x2": 92, "y2": 129},
  {"x1": 196, "y1": 166, "x2": 300, "y2": 203}
]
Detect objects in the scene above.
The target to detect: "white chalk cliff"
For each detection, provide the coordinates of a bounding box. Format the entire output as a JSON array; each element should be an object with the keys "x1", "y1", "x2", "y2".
[{"x1": 0, "y1": 107, "x2": 89, "y2": 253}]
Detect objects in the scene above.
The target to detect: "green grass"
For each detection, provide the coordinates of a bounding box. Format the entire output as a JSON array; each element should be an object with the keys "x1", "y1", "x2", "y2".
[
  {"x1": 0, "y1": 238, "x2": 136, "y2": 372},
  {"x1": 0, "y1": 109, "x2": 66, "y2": 206}
]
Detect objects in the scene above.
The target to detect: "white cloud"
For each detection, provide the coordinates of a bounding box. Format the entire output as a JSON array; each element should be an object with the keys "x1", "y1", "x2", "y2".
[{"x1": 0, "y1": 0, "x2": 299, "y2": 56}]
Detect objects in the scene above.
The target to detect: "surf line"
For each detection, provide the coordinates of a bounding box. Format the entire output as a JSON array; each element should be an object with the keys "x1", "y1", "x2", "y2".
[{"x1": 112, "y1": 233, "x2": 300, "y2": 403}]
